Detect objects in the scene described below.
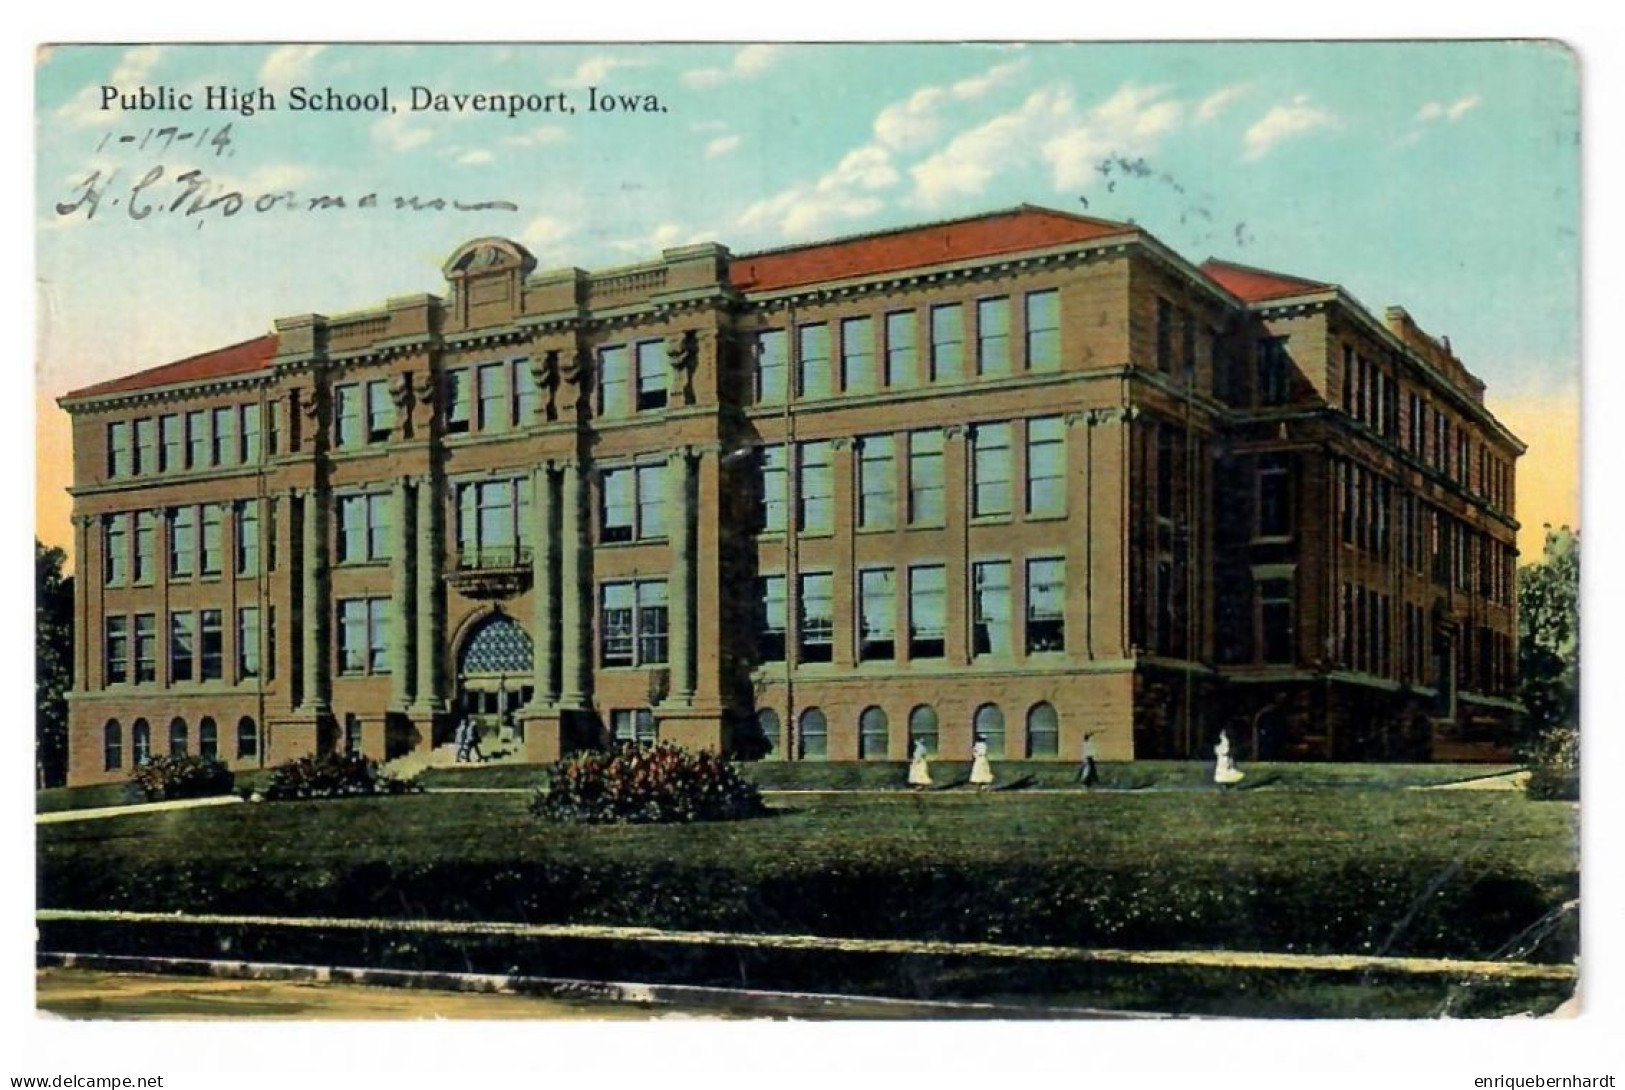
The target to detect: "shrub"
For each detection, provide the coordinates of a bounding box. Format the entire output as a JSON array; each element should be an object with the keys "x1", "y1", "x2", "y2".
[
  {"x1": 530, "y1": 743, "x2": 767, "y2": 825},
  {"x1": 265, "y1": 752, "x2": 421, "y2": 802},
  {"x1": 127, "y1": 755, "x2": 234, "y2": 802},
  {"x1": 1525, "y1": 725, "x2": 1579, "y2": 801}
]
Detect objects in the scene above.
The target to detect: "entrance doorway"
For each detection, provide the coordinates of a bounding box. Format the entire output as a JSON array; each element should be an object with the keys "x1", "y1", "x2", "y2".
[{"x1": 455, "y1": 613, "x2": 534, "y2": 750}]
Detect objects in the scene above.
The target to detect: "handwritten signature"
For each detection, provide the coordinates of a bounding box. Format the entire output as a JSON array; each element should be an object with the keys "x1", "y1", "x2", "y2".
[{"x1": 55, "y1": 165, "x2": 518, "y2": 225}]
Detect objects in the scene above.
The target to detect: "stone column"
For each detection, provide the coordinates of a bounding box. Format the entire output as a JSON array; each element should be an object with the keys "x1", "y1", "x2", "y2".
[
  {"x1": 558, "y1": 459, "x2": 588, "y2": 708},
  {"x1": 944, "y1": 424, "x2": 970, "y2": 666},
  {"x1": 666, "y1": 447, "x2": 694, "y2": 704},
  {"x1": 299, "y1": 488, "x2": 328, "y2": 713},
  {"x1": 529, "y1": 461, "x2": 557, "y2": 706},
  {"x1": 389, "y1": 477, "x2": 411, "y2": 711},
  {"x1": 413, "y1": 475, "x2": 444, "y2": 712},
  {"x1": 72, "y1": 514, "x2": 90, "y2": 691}
]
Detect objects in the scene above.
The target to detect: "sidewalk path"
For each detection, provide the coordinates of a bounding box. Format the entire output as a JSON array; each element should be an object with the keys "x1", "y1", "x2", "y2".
[{"x1": 36, "y1": 795, "x2": 244, "y2": 825}]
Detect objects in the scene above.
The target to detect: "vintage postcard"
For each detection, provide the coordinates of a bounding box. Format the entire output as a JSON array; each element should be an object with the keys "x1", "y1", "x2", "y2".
[{"x1": 32, "y1": 40, "x2": 1582, "y2": 1042}]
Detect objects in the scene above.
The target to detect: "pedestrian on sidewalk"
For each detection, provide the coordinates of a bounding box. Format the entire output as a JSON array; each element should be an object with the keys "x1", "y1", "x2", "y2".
[
  {"x1": 908, "y1": 738, "x2": 933, "y2": 790},
  {"x1": 1076, "y1": 732, "x2": 1100, "y2": 788},
  {"x1": 969, "y1": 735, "x2": 995, "y2": 791},
  {"x1": 454, "y1": 717, "x2": 472, "y2": 763},
  {"x1": 466, "y1": 719, "x2": 487, "y2": 764}
]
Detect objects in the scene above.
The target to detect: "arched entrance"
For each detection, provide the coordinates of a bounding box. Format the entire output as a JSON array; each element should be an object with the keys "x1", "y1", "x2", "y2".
[{"x1": 455, "y1": 612, "x2": 534, "y2": 747}]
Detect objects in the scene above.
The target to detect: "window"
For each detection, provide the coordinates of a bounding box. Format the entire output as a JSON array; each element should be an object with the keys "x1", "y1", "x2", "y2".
[
  {"x1": 366, "y1": 380, "x2": 394, "y2": 442},
  {"x1": 199, "y1": 609, "x2": 223, "y2": 680},
  {"x1": 237, "y1": 716, "x2": 259, "y2": 760},
  {"x1": 1026, "y1": 558, "x2": 1066, "y2": 653},
  {"x1": 973, "y1": 560, "x2": 1013, "y2": 657},
  {"x1": 1181, "y1": 313, "x2": 1197, "y2": 376},
  {"x1": 930, "y1": 304, "x2": 963, "y2": 382},
  {"x1": 1027, "y1": 702, "x2": 1060, "y2": 757},
  {"x1": 841, "y1": 317, "x2": 876, "y2": 393},
  {"x1": 160, "y1": 414, "x2": 183, "y2": 472},
  {"x1": 752, "y1": 708, "x2": 780, "y2": 756},
  {"x1": 908, "y1": 705, "x2": 939, "y2": 755},
  {"x1": 131, "y1": 719, "x2": 151, "y2": 765},
  {"x1": 337, "y1": 598, "x2": 390, "y2": 674},
  {"x1": 908, "y1": 430, "x2": 945, "y2": 525},
  {"x1": 445, "y1": 368, "x2": 472, "y2": 433},
  {"x1": 107, "y1": 421, "x2": 131, "y2": 478},
  {"x1": 859, "y1": 706, "x2": 889, "y2": 760},
  {"x1": 599, "y1": 463, "x2": 666, "y2": 543},
  {"x1": 185, "y1": 410, "x2": 208, "y2": 469},
  {"x1": 798, "y1": 324, "x2": 831, "y2": 399},
  {"x1": 477, "y1": 362, "x2": 508, "y2": 432},
  {"x1": 1025, "y1": 290, "x2": 1060, "y2": 370},
  {"x1": 238, "y1": 607, "x2": 260, "y2": 679},
  {"x1": 858, "y1": 435, "x2": 896, "y2": 530},
  {"x1": 596, "y1": 345, "x2": 629, "y2": 418},
  {"x1": 908, "y1": 564, "x2": 946, "y2": 659},
  {"x1": 134, "y1": 511, "x2": 156, "y2": 584},
  {"x1": 337, "y1": 494, "x2": 390, "y2": 565},
  {"x1": 346, "y1": 714, "x2": 364, "y2": 757},
  {"x1": 168, "y1": 717, "x2": 188, "y2": 757},
  {"x1": 627, "y1": 340, "x2": 664, "y2": 412},
  {"x1": 1156, "y1": 298, "x2": 1174, "y2": 373},
  {"x1": 599, "y1": 580, "x2": 668, "y2": 667},
  {"x1": 885, "y1": 311, "x2": 916, "y2": 387},
  {"x1": 235, "y1": 500, "x2": 260, "y2": 575},
  {"x1": 756, "y1": 329, "x2": 787, "y2": 403},
  {"x1": 977, "y1": 297, "x2": 1010, "y2": 376},
  {"x1": 170, "y1": 612, "x2": 194, "y2": 683},
  {"x1": 612, "y1": 709, "x2": 658, "y2": 747},
  {"x1": 797, "y1": 441, "x2": 833, "y2": 533},
  {"x1": 339, "y1": 381, "x2": 367, "y2": 448},
  {"x1": 1026, "y1": 416, "x2": 1065, "y2": 517},
  {"x1": 241, "y1": 403, "x2": 263, "y2": 462},
  {"x1": 511, "y1": 358, "x2": 539, "y2": 425},
  {"x1": 758, "y1": 446, "x2": 788, "y2": 533},
  {"x1": 199, "y1": 504, "x2": 224, "y2": 576},
  {"x1": 456, "y1": 479, "x2": 528, "y2": 567},
  {"x1": 799, "y1": 708, "x2": 828, "y2": 760},
  {"x1": 1257, "y1": 337, "x2": 1290, "y2": 405},
  {"x1": 103, "y1": 514, "x2": 128, "y2": 587},
  {"x1": 134, "y1": 418, "x2": 156, "y2": 475},
  {"x1": 799, "y1": 572, "x2": 834, "y2": 664},
  {"x1": 972, "y1": 423, "x2": 1012, "y2": 517},
  {"x1": 757, "y1": 575, "x2": 787, "y2": 662},
  {"x1": 1257, "y1": 455, "x2": 1292, "y2": 538},
  {"x1": 103, "y1": 721, "x2": 122, "y2": 771},
  {"x1": 858, "y1": 568, "x2": 896, "y2": 662},
  {"x1": 133, "y1": 614, "x2": 156, "y2": 683},
  {"x1": 1259, "y1": 576, "x2": 1294, "y2": 664},
  {"x1": 212, "y1": 406, "x2": 236, "y2": 465},
  {"x1": 169, "y1": 506, "x2": 196, "y2": 578},
  {"x1": 974, "y1": 703, "x2": 1006, "y2": 758},
  {"x1": 199, "y1": 717, "x2": 218, "y2": 760}
]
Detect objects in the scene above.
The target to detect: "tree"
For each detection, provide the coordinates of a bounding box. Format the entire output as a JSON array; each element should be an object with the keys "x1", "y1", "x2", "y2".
[
  {"x1": 36, "y1": 539, "x2": 74, "y2": 788},
  {"x1": 1517, "y1": 527, "x2": 1579, "y2": 798}
]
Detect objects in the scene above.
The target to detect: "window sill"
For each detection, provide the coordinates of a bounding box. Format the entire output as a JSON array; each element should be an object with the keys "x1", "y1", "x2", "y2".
[
  {"x1": 597, "y1": 664, "x2": 669, "y2": 673},
  {"x1": 854, "y1": 524, "x2": 898, "y2": 535},
  {"x1": 594, "y1": 536, "x2": 669, "y2": 549},
  {"x1": 1024, "y1": 511, "x2": 1069, "y2": 523}
]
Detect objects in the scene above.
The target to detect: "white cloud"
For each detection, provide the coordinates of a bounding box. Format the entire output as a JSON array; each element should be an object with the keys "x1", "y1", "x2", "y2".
[
  {"x1": 1416, "y1": 93, "x2": 1483, "y2": 123},
  {"x1": 682, "y1": 44, "x2": 784, "y2": 89},
  {"x1": 259, "y1": 45, "x2": 325, "y2": 88},
  {"x1": 53, "y1": 46, "x2": 166, "y2": 127},
  {"x1": 1196, "y1": 83, "x2": 1248, "y2": 124},
  {"x1": 523, "y1": 214, "x2": 576, "y2": 257},
  {"x1": 873, "y1": 57, "x2": 1027, "y2": 152},
  {"x1": 502, "y1": 124, "x2": 567, "y2": 148},
  {"x1": 739, "y1": 141, "x2": 900, "y2": 239},
  {"x1": 1241, "y1": 94, "x2": 1339, "y2": 162},
  {"x1": 705, "y1": 134, "x2": 742, "y2": 159},
  {"x1": 553, "y1": 53, "x2": 647, "y2": 89},
  {"x1": 371, "y1": 112, "x2": 433, "y2": 153},
  {"x1": 457, "y1": 149, "x2": 494, "y2": 166}
]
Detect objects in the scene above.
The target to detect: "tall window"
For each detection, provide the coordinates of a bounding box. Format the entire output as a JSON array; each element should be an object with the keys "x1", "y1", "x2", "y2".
[
  {"x1": 858, "y1": 568, "x2": 896, "y2": 662},
  {"x1": 235, "y1": 500, "x2": 260, "y2": 576},
  {"x1": 133, "y1": 511, "x2": 155, "y2": 584},
  {"x1": 1258, "y1": 576, "x2": 1294, "y2": 664},
  {"x1": 169, "y1": 506, "x2": 196, "y2": 578},
  {"x1": 1026, "y1": 416, "x2": 1065, "y2": 517},
  {"x1": 103, "y1": 721, "x2": 122, "y2": 772},
  {"x1": 1026, "y1": 557, "x2": 1066, "y2": 652},
  {"x1": 908, "y1": 430, "x2": 945, "y2": 525},
  {"x1": 238, "y1": 607, "x2": 260, "y2": 679},
  {"x1": 131, "y1": 720, "x2": 151, "y2": 765},
  {"x1": 477, "y1": 362, "x2": 508, "y2": 432},
  {"x1": 841, "y1": 317, "x2": 876, "y2": 393},
  {"x1": 241, "y1": 403, "x2": 263, "y2": 462},
  {"x1": 200, "y1": 504, "x2": 224, "y2": 575},
  {"x1": 798, "y1": 572, "x2": 834, "y2": 663},
  {"x1": 1257, "y1": 455, "x2": 1292, "y2": 538},
  {"x1": 107, "y1": 421, "x2": 131, "y2": 478},
  {"x1": 885, "y1": 311, "x2": 916, "y2": 387},
  {"x1": 103, "y1": 514, "x2": 128, "y2": 587},
  {"x1": 908, "y1": 705, "x2": 939, "y2": 755},
  {"x1": 977, "y1": 297, "x2": 1010, "y2": 376},
  {"x1": 858, "y1": 436, "x2": 896, "y2": 530},
  {"x1": 199, "y1": 718, "x2": 219, "y2": 760},
  {"x1": 160, "y1": 414, "x2": 183, "y2": 472},
  {"x1": 1257, "y1": 337, "x2": 1290, "y2": 405},
  {"x1": 199, "y1": 610, "x2": 224, "y2": 680},
  {"x1": 170, "y1": 611, "x2": 194, "y2": 682},
  {"x1": 185, "y1": 411, "x2": 208, "y2": 469},
  {"x1": 105, "y1": 616, "x2": 129, "y2": 684},
  {"x1": 798, "y1": 324, "x2": 831, "y2": 399},
  {"x1": 599, "y1": 580, "x2": 668, "y2": 667},
  {"x1": 908, "y1": 564, "x2": 946, "y2": 659},
  {"x1": 237, "y1": 716, "x2": 259, "y2": 760},
  {"x1": 757, "y1": 574, "x2": 787, "y2": 662},
  {"x1": 366, "y1": 380, "x2": 394, "y2": 442},
  {"x1": 134, "y1": 418, "x2": 157, "y2": 476},
  {"x1": 600, "y1": 464, "x2": 666, "y2": 543},
  {"x1": 974, "y1": 703, "x2": 1007, "y2": 758},
  {"x1": 971, "y1": 423, "x2": 1012, "y2": 517},
  {"x1": 797, "y1": 441, "x2": 833, "y2": 533},
  {"x1": 930, "y1": 304, "x2": 963, "y2": 382},
  {"x1": 598, "y1": 345, "x2": 629, "y2": 418},
  {"x1": 758, "y1": 446, "x2": 788, "y2": 533},
  {"x1": 972, "y1": 560, "x2": 1013, "y2": 657},
  {"x1": 756, "y1": 329, "x2": 787, "y2": 403},
  {"x1": 337, "y1": 598, "x2": 390, "y2": 674},
  {"x1": 635, "y1": 339, "x2": 667, "y2": 411},
  {"x1": 798, "y1": 708, "x2": 828, "y2": 760},
  {"x1": 859, "y1": 706, "x2": 889, "y2": 760},
  {"x1": 513, "y1": 358, "x2": 538, "y2": 425},
  {"x1": 1156, "y1": 298, "x2": 1174, "y2": 373},
  {"x1": 333, "y1": 384, "x2": 361, "y2": 448},
  {"x1": 168, "y1": 717, "x2": 188, "y2": 757},
  {"x1": 1027, "y1": 702, "x2": 1060, "y2": 757},
  {"x1": 456, "y1": 479, "x2": 527, "y2": 567},
  {"x1": 445, "y1": 368, "x2": 472, "y2": 434},
  {"x1": 346, "y1": 715, "x2": 364, "y2": 757},
  {"x1": 1025, "y1": 290, "x2": 1060, "y2": 370},
  {"x1": 133, "y1": 614, "x2": 157, "y2": 683}
]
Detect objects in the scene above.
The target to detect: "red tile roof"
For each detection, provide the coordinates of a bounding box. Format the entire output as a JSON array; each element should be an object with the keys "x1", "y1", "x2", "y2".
[
  {"x1": 65, "y1": 334, "x2": 278, "y2": 400},
  {"x1": 729, "y1": 206, "x2": 1135, "y2": 293},
  {"x1": 1199, "y1": 259, "x2": 1332, "y2": 303}
]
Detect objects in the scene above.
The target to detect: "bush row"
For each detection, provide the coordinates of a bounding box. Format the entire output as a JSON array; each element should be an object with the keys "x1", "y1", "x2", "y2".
[{"x1": 530, "y1": 744, "x2": 766, "y2": 824}]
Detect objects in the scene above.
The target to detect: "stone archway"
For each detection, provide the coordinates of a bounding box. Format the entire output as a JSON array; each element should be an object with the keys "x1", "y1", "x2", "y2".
[{"x1": 453, "y1": 610, "x2": 534, "y2": 748}]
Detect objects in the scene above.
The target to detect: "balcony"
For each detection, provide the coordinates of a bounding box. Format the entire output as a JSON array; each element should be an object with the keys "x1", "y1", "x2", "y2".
[{"x1": 446, "y1": 545, "x2": 533, "y2": 600}]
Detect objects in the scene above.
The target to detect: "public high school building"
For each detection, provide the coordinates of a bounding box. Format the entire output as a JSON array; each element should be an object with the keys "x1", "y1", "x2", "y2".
[{"x1": 58, "y1": 205, "x2": 1524, "y2": 785}]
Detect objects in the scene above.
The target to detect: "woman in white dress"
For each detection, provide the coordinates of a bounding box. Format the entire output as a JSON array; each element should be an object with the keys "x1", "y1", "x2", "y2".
[
  {"x1": 969, "y1": 735, "x2": 995, "y2": 790},
  {"x1": 908, "y1": 739, "x2": 933, "y2": 789},
  {"x1": 1213, "y1": 729, "x2": 1245, "y2": 786}
]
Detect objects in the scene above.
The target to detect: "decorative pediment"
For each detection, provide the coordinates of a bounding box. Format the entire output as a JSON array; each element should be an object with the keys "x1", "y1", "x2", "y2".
[{"x1": 442, "y1": 238, "x2": 537, "y2": 280}]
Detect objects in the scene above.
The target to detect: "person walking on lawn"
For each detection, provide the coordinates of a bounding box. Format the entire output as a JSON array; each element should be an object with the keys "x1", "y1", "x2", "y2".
[
  {"x1": 1076, "y1": 732, "x2": 1100, "y2": 788},
  {"x1": 969, "y1": 735, "x2": 995, "y2": 790},
  {"x1": 908, "y1": 738, "x2": 933, "y2": 789}
]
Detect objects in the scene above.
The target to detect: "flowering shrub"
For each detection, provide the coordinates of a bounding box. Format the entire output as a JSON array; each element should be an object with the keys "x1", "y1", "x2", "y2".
[
  {"x1": 127, "y1": 755, "x2": 234, "y2": 801},
  {"x1": 530, "y1": 743, "x2": 767, "y2": 824},
  {"x1": 264, "y1": 752, "x2": 422, "y2": 801}
]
